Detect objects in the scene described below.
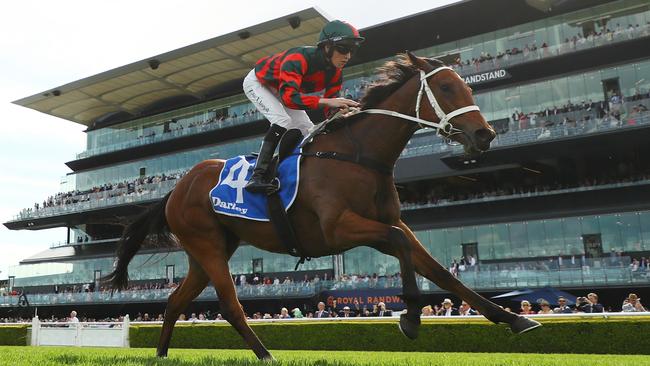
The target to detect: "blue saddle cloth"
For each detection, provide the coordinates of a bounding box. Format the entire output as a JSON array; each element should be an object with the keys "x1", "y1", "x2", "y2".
[{"x1": 209, "y1": 146, "x2": 302, "y2": 221}]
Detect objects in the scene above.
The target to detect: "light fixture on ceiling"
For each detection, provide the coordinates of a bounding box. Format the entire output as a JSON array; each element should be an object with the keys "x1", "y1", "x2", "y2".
[
  {"x1": 148, "y1": 59, "x2": 160, "y2": 70},
  {"x1": 288, "y1": 16, "x2": 301, "y2": 29}
]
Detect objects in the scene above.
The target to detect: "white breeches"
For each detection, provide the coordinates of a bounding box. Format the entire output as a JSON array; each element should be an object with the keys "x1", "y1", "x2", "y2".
[{"x1": 243, "y1": 69, "x2": 313, "y2": 136}]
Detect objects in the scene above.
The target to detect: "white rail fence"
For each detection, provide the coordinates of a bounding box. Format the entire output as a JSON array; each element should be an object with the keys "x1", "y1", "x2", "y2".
[{"x1": 30, "y1": 315, "x2": 129, "y2": 347}]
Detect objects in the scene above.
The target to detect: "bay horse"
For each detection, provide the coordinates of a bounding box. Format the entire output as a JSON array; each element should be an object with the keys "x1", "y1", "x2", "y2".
[{"x1": 104, "y1": 52, "x2": 540, "y2": 360}]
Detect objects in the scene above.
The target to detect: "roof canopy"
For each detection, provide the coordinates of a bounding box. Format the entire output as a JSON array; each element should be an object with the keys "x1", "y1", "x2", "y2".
[{"x1": 13, "y1": 8, "x2": 330, "y2": 127}]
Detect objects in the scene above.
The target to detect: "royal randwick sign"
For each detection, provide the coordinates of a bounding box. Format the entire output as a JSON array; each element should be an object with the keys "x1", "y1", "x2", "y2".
[
  {"x1": 463, "y1": 69, "x2": 510, "y2": 86},
  {"x1": 321, "y1": 288, "x2": 405, "y2": 310}
]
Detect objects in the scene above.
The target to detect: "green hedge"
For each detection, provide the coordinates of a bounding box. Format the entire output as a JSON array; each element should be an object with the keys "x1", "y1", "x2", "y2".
[
  {"x1": 0, "y1": 326, "x2": 28, "y2": 346},
  {"x1": 130, "y1": 317, "x2": 650, "y2": 354}
]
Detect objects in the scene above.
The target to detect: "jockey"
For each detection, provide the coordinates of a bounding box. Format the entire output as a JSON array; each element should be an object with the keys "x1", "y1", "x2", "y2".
[{"x1": 243, "y1": 20, "x2": 364, "y2": 193}]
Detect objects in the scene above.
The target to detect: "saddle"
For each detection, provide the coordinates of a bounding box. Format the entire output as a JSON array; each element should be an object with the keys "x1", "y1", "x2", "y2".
[{"x1": 265, "y1": 110, "x2": 391, "y2": 270}]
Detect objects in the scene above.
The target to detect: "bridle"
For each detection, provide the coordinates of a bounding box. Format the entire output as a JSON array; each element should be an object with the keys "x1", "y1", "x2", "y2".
[
  {"x1": 345, "y1": 66, "x2": 481, "y2": 142},
  {"x1": 300, "y1": 65, "x2": 484, "y2": 176}
]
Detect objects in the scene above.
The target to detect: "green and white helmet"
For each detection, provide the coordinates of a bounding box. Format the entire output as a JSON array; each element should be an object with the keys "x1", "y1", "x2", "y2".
[{"x1": 317, "y1": 20, "x2": 365, "y2": 47}]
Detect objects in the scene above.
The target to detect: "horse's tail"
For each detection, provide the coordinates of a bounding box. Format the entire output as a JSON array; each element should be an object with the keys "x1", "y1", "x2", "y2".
[{"x1": 102, "y1": 191, "x2": 174, "y2": 292}]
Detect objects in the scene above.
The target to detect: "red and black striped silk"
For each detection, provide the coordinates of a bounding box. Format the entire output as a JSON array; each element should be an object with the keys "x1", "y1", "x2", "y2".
[{"x1": 255, "y1": 46, "x2": 342, "y2": 111}]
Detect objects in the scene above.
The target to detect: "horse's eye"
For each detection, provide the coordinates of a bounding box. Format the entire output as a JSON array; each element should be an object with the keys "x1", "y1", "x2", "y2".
[{"x1": 440, "y1": 84, "x2": 452, "y2": 92}]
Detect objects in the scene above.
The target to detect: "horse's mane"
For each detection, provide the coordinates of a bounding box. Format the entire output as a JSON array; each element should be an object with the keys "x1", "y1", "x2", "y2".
[{"x1": 360, "y1": 54, "x2": 445, "y2": 109}]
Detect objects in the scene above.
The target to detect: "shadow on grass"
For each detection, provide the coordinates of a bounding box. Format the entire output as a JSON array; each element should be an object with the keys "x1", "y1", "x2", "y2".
[{"x1": 52, "y1": 354, "x2": 361, "y2": 366}]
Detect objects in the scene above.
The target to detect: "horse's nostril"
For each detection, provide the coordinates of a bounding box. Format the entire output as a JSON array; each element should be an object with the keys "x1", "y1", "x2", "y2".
[{"x1": 475, "y1": 128, "x2": 496, "y2": 143}]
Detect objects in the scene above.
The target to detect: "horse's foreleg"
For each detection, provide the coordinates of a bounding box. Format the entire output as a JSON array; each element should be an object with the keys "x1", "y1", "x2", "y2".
[
  {"x1": 330, "y1": 210, "x2": 421, "y2": 339},
  {"x1": 185, "y1": 239, "x2": 273, "y2": 361},
  {"x1": 157, "y1": 256, "x2": 209, "y2": 357},
  {"x1": 397, "y1": 221, "x2": 541, "y2": 334}
]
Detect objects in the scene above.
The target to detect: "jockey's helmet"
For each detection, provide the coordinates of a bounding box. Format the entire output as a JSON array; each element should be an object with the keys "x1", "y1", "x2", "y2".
[{"x1": 317, "y1": 20, "x2": 365, "y2": 51}]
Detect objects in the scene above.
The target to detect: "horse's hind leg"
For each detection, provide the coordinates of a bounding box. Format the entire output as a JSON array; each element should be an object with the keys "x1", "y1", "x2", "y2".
[
  {"x1": 182, "y1": 233, "x2": 273, "y2": 361},
  {"x1": 397, "y1": 221, "x2": 541, "y2": 334},
  {"x1": 157, "y1": 255, "x2": 209, "y2": 357},
  {"x1": 329, "y1": 210, "x2": 422, "y2": 339}
]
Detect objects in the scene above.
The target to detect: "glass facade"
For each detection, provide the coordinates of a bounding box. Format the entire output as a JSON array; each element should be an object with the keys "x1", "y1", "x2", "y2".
[
  {"x1": 11, "y1": 244, "x2": 332, "y2": 287},
  {"x1": 11, "y1": 209, "x2": 650, "y2": 288},
  {"x1": 73, "y1": 137, "x2": 260, "y2": 191},
  {"x1": 473, "y1": 59, "x2": 650, "y2": 122},
  {"x1": 342, "y1": 210, "x2": 650, "y2": 275},
  {"x1": 68, "y1": 58, "x2": 650, "y2": 193}
]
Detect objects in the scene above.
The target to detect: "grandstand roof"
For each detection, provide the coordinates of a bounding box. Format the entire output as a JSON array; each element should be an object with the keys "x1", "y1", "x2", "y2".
[{"x1": 12, "y1": 7, "x2": 330, "y2": 128}]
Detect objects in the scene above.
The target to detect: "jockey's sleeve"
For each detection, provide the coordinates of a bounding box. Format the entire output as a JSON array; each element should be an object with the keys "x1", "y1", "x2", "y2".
[
  {"x1": 279, "y1": 53, "x2": 320, "y2": 110},
  {"x1": 322, "y1": 70, "x2": 342, "y2": 118}
]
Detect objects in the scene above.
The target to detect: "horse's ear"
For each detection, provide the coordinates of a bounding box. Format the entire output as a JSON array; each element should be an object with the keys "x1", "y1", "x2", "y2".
[{"x1": 406, "y1": 51, "x2": 434, "y2": 73}]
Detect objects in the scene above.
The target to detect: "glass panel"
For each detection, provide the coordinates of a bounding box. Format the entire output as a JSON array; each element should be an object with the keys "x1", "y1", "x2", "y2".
[
  {"x1": 581, "y1": 216, "x2": 600, "y2": 235},
  {"x1": 445, "y1": 228, "x2": 462, "y2": 266},
  {"x1": 545, "y1": 219, "x2": 569, "y2": 255},
  {"x1": 562, "y1": 217, "x2": 583, "y2": 251},
  {"x1": 476, "y1": 225, "x2": 493, "y2": 260},
  {"x1": 619, "y1": 212, "x2": 642, "y2": 252},
  {"x1": 492, "y1": 224, "x2": 510, "y2": 259},
  {"x1": 639, "y1": 211, "x2": 650, "y2": 250},
  {"x1": 526, "y1": 220, "x2": 547, "y2": 257},
  {"x1": 509, "y1": 223, "x2": 529, "y2": 258},
  {"x1": 598, "y1": 214, "x2": 621, "y2": 253},
  {"x1": 429, "y1": 229, "x2": 448, "y2": 264}
]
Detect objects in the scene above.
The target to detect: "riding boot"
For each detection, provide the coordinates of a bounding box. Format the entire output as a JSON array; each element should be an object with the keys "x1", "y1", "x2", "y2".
[{"x1": 245, "y1": 124, "x2": 287, "y2": 193}]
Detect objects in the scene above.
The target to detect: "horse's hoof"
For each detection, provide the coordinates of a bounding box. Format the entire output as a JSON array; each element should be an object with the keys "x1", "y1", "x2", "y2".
[
  {"x1": 510, "y1": 316, "x2": 542, "y2": 334},
  {"x1": 398, "y1": 313, "x2": 420, "y2": 340},
  {"x1": 261, "y1": 354, "x2": 276, "y2": 363}
]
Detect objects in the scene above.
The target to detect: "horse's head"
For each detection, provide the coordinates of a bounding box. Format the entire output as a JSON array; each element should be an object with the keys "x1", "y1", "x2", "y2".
[{"x1": 406, "y1": 52, "x2": 495, "y2": 156}]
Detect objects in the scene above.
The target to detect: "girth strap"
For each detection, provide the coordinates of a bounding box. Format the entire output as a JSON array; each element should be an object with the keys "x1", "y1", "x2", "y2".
[{"x1": 301, "y1": 151, "x2": 393, "y2": 176}]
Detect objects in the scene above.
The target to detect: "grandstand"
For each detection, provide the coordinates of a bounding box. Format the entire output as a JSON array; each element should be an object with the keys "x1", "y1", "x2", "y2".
[{"x1": 2, "y1": 0, "x2": 650, "y2": 321}]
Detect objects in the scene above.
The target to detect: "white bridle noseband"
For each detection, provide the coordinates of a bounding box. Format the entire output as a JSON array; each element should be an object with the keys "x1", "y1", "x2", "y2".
[{"x1": 348, "y1": 66, "x2": 480, "y2": 138}]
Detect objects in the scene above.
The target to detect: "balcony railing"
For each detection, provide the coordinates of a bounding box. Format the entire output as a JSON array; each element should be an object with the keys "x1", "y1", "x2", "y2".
[
  {"x1": 450, "y1": 24, "x2": 650, "y2": 77},
  {"x1": 2, "y1": 260, "x2": 648, "y2": 306},
  {"x1": 400, "y1": 178, "x2": 650, "y2": 211},
  {"x1": 77, "y1": 112, "x2": 265, "y2": 159},
  {"x1": 0, "y1": 283, "x2": 318, "y2": 306},
  {"x1": 49, "y1": 237, "x2": 120, "y2": 249},
  {"x1": 402, "y1": 108, "x2": 650, "y2": 158},
  {"x1": 9, "y1": 179, "x2": 177, "y2": 222}
]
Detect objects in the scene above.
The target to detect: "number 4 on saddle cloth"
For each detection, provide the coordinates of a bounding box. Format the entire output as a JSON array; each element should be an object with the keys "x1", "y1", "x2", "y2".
[{"x1": 209, "y1": 145, "x2": 301, "y2": 221}]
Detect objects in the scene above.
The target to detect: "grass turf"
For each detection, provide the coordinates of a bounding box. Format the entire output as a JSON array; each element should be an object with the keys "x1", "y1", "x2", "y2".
[{"x1": 0, "y1": 347, "x2": 649, "y2": 366}]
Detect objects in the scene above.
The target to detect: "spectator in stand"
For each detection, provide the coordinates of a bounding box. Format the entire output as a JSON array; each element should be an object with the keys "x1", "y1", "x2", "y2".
[
  {"x1": 279, "y1": 307, "x2": 291, "y2": 319},
  {"x1": 340, "y1": 306, "x2": 355, "y2": 318},
  {"x1": 622, "y1": 293, "x2": 646, "y2": 312},
  {"x1": 519, "y1": 300, "x2": 535, "y2": 315},
  {"x1": 458, "y1": 301, "x2": 478, "y2": 316},
  {"x1": 437, "y1": 298, "x2": 459, "y2": 316},
  {"x1": 553, "y1": 297, "x2": 573, "y2": 314},
  {"x1": 68, "y1": 310, "x2": 79, "y2": 323},
  {"x1": 373, "y1": 302, "x2": 392, "y2": 317},
  {"x1": 315, "y1": 302, "x2": 330, "y2": 318},
  {"x1": 421, "y1": 305, "x2": 434, "y2": 317},
  {"x1": 578, "y1": 293, "x2": 604, "y2": 313},
  {"x1": 538, "y1": 300, "x2": 553, "y2": 314},
  {"x1": 292, "y1": 308, "x2": 304, "y2": 318}
]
